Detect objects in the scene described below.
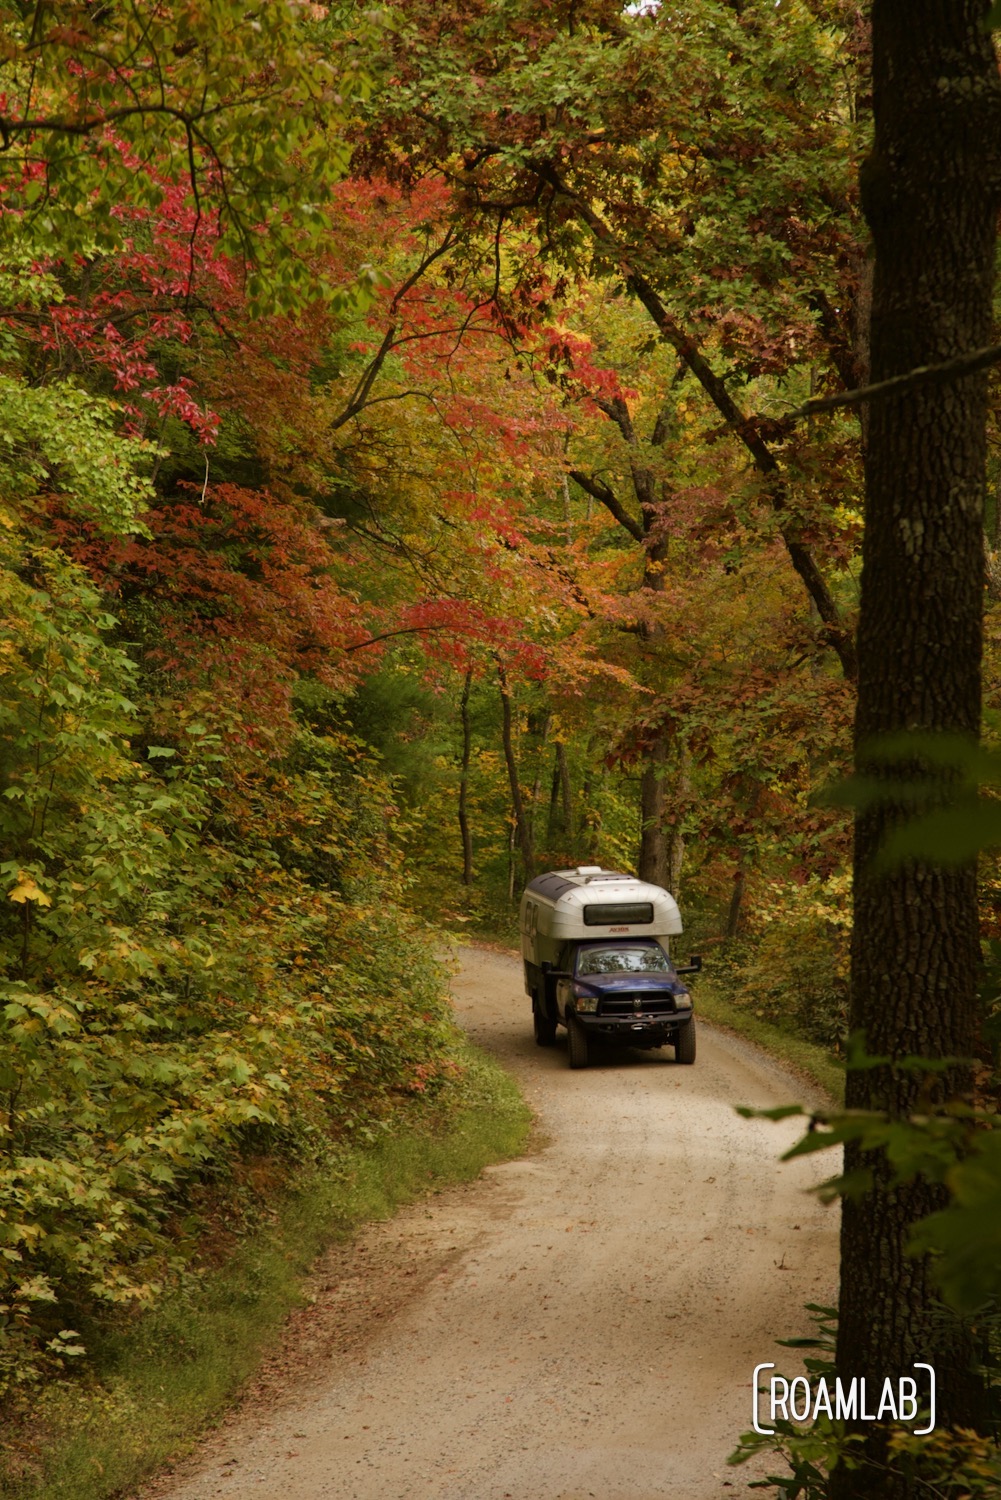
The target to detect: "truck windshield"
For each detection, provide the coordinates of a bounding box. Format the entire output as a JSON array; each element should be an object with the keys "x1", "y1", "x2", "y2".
[{"x1": 576, "y1": 946, "x2": 671, "y2": 975}]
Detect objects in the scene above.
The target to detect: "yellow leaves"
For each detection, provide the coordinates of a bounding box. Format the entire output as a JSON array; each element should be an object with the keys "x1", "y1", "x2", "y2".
[{"x1": 7, "y1": 871, "x2": 52, "y2": 907}]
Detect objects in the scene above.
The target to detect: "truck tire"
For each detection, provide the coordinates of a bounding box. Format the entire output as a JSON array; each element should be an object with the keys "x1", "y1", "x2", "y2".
[
  {"x1": 533, "y1": 998, "x2": 557, "y2": 1047},
  {"x1": 674, "y1": 1017, "x2": 696, "y2": 1065},
  {"x1": 567, "y1": 1014, "x2": 589, "y2": 1070}
]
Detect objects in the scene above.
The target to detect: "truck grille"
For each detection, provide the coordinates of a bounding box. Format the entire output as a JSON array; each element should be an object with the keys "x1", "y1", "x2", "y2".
[{"x1": 598, "y1": 994, "x2": 676, "y2": 1016}]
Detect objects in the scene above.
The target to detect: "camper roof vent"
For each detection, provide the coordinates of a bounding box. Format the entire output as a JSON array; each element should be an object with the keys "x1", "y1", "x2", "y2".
[{"x1": 575, "y1": 865, "x2": 603, "y2": 875}]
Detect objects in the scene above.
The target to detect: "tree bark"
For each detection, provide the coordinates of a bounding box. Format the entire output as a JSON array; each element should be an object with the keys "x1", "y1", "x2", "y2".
[
  {"x1": 547, "y1": 754, "x2": 561, "y2": 843},
  {"x1": 497, "y1": 662, "x2": 534, "y2": 882},
  {"x1": 831, "y1": 9, "x2": 1001, "y2": 1496},
  {"x1": 458, "y1": 667, "x2": 473, "y2": 886},
  {"x1": 638, "y1": 732, "x2": 669, "y2": 888},
  {"x1": 724, "y1": 867, "x2": 745, "y2": 941},
  {"x1": 557, "y1": 740, "x2": 573, "y2": 842},
  {"x1": 547, "y1": 741, "x2": 574, "y2": 848}
]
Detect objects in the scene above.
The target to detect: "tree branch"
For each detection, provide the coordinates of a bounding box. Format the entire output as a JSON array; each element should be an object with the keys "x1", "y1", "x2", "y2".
[
  {"x1": 541, "y1": 164, "x2": 857, "y2": 680},
  {"x1": 568, "y1": 469, "x2": 645, "y2": 543},
  {"x1": 784, "y1": 340, "x2": 1001, "y2": 422},
  {"x1": 344, "y1": 624, "x2": 450, "y2": 652}
]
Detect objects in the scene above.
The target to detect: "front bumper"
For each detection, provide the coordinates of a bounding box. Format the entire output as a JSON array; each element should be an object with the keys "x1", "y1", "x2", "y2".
[{"x1": 573, "y1": 1010, "x2": 692, "y2": 1044}]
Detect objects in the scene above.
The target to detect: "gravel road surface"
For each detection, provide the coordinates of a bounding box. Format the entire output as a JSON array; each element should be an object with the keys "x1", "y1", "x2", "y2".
[{"x1": 146, "y1": 946, "x2": 839, "y2": 1500}]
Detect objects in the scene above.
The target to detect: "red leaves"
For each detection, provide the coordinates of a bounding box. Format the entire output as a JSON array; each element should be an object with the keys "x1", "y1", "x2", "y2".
[{"x1": 7, "y1": 136, "x2": 239, "y2": 441}]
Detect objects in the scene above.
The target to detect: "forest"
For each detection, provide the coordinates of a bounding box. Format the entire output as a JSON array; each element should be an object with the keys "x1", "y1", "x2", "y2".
[{"x1": 2, "y1": 2, "x2": 1001, "y2": 1497}]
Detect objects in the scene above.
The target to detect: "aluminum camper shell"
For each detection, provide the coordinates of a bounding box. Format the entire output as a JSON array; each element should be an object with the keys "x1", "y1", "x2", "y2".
[{"x1": 520, "y1": 866, "x2": 682, "y2": 975}]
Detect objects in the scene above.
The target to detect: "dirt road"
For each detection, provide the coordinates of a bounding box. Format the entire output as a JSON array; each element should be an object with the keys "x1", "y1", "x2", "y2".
[{"x1": 148, "y1": 946, "x2": 839, "y2": 1500}]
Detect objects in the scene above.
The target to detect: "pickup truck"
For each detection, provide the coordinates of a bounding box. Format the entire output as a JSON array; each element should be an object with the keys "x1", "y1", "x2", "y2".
[{"x1": 538, "y1": 937, "x2": 701, "y2": 1069}]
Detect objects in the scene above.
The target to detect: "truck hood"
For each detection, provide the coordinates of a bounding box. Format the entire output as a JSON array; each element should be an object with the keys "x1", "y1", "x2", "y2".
[{"x1": 577, "y1": 973, "x2": 687, "y2": 997}]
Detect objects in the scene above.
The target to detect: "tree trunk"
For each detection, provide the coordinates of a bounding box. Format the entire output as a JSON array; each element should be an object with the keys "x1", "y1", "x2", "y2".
[
  {"x1": 557, "y1": 741, "x2": 573, "y2": 842},
  {"x1": 638, "y1": 732, "x2": 669, "y2": 888},
  {"x1": 580, "y1": 751, "x2": 602, "y2": 862},
  {"x1": 526, "y1": 712, "x2": 549, "y2": 846},
  {"x1": 547, "y1": 754, "x2": 561, "y2": 843},
  {"x1": 666, "y1": 741, "x2": 689, "y2": 899},
  {"x1": 725, "y1": 779, "x2": 762, "y2": 939},
  {"x1": 546, "y1": 740, "x2": 574, "y2": 850},
  {"x1": 497, "y1": 663, "x2": 534, "y2": 882},
  {"x1": 458, "y1": 667, "x2": 473, "y2": 886},
  {"x1": 831, "y1": 9, "x2": 1001, "y2": 1496},
  {"x1": 724, "y1": 868, "x2": 745, "y2": 941}
]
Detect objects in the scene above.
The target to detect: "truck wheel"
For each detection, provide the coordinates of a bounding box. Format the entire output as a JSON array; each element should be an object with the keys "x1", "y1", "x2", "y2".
[
  {"x1": 674, "y1": 1017, "x2": 696, "y2": 1065},
  {"x1": 567, "y1": 1014, "x2": 589, "y2": 1070},
  {"x1": 533, "y1": 998, "x2": 557, "y2": 1047}
]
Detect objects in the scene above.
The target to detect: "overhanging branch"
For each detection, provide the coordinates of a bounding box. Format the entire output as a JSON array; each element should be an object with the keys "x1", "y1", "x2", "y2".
[
  {"x1": 784, "y1": 341, "x2": 1001, "y2": 421},
  {"x1": 568, "y1": 469, "x2": 645, "y2": 543},
  {"x1": 541, "y1": 164, "x2": 857, "y2": 680}
]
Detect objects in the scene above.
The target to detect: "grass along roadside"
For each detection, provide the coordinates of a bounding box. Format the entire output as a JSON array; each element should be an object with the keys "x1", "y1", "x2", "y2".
[{"x1": 1, "y1": 1040, "x2": 531, "y2": 1500}]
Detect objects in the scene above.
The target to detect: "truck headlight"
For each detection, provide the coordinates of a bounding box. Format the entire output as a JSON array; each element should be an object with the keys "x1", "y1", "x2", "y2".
[
  {"x1": 573, "y1": 989, "x2": 599, "y2": 1013},
  {"x1": 675, "y1": 991, "x2": 692, "y2": 1009}
]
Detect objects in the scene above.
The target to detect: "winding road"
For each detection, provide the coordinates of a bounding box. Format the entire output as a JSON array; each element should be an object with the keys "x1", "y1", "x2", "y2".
[{"x1": 147, "y1": 946, "x2": 839, "y2": 1500}]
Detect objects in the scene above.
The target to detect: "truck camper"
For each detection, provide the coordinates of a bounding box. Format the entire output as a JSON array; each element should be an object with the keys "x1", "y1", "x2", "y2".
[{"x1": 520, "y1": 866, "x2": 701, "y2": 1069}]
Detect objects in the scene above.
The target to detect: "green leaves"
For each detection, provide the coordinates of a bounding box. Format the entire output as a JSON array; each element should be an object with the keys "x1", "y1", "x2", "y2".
[
  {"x1": 0, "y1": 505, "x2": 465, "y2": 1392},
  {"x1": 0, "y1": 1, "x2": 385, "y2": 310},
  {"x1": 0, "y1": 371, "x2": 158, "y2": 533},
  {"x1": 909, "y1": 1130, "x2": 1001, "y2": 1313},
  {"x1": 822, "y1": 731, "x2": 1001, "y2": 868},
  {"x1": 743, "y1": 1068, "x2": 1001, "y2": 1317}
]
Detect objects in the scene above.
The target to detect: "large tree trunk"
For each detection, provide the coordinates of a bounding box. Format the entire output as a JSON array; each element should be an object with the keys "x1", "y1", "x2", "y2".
[
  {"x1": 831, "y1": 9, "x2": 1001, "y2": 1496},
  {"x1": 637, "y1": 735, "x2": 688, "y2": 897}
]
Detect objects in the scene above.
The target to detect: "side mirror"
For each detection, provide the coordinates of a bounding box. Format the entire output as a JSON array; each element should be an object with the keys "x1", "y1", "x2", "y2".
[{"x1": 676, "y1": 954, "x2": 703, "y2": 975}]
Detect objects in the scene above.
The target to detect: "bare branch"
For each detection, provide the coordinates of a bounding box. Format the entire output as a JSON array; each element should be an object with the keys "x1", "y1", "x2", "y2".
[
  {"x1": 785, "y1": 341, "x2": 1001, "y2": 422},
  {"x1": 344, "y1": 624, "x2": 450, "y2": 652},
  {"x1": 568, "y1": 469, "x2": 644, "y2": 543},
  {"x1": 329, "y1": 230, "x2": 457, "y2": 431}
]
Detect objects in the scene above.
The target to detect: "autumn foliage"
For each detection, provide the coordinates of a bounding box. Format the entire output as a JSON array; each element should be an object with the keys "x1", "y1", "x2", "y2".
[{"x1": 6, "y1": 13, "x2": 1001, "y2": 1493}]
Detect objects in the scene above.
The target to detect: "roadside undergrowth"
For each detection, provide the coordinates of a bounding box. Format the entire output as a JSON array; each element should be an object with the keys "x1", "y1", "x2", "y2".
[{"x1": 0, "y1": 1039, "x2": 531, "y2": 1500}]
